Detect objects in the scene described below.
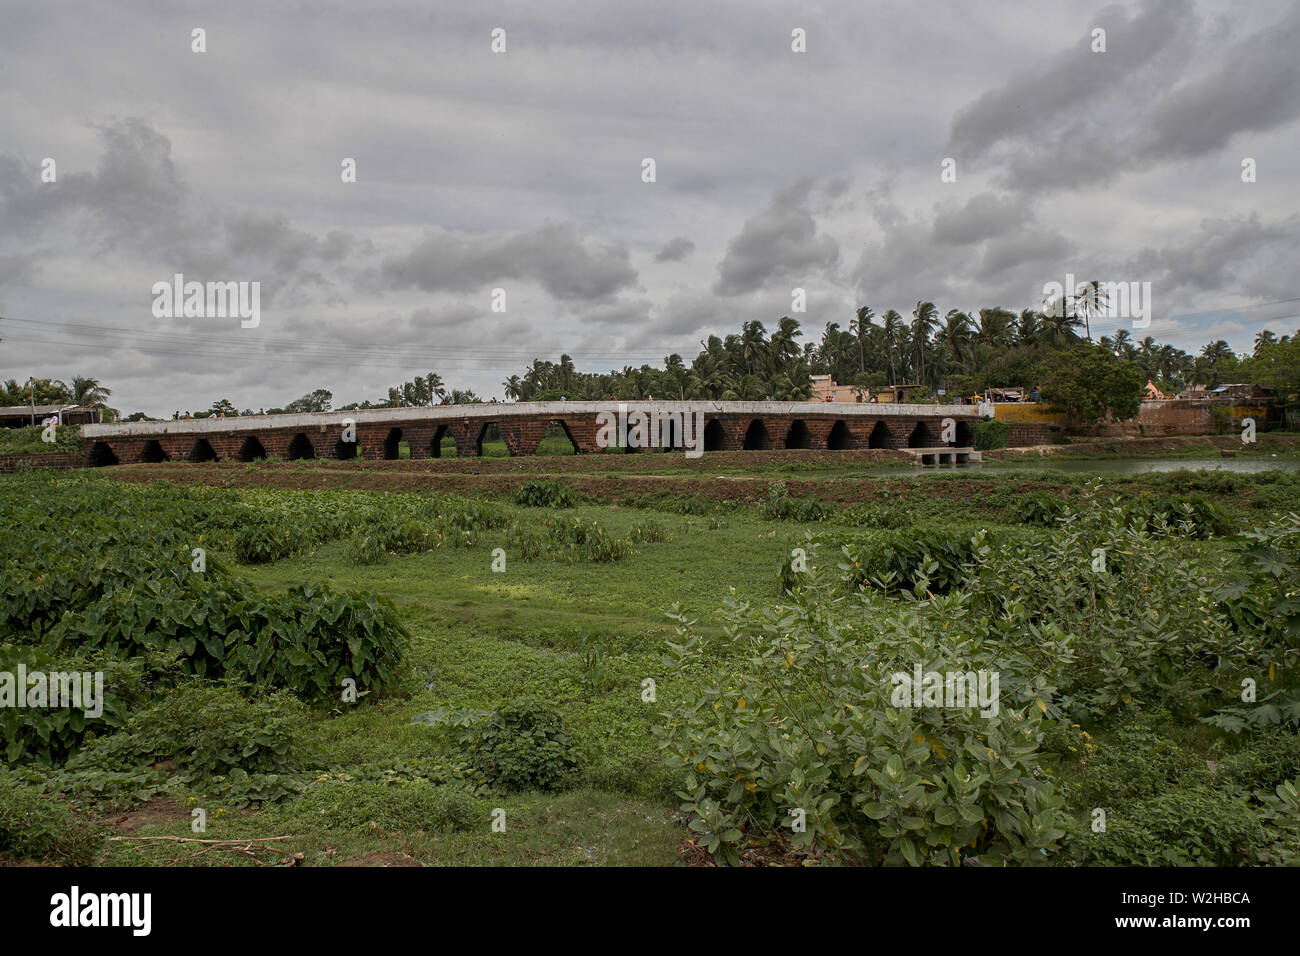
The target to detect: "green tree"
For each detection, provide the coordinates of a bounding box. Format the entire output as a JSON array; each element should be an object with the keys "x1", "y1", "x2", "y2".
[{"x1": 1039, "y1": 345, "x2": 1143, "y2": 425}]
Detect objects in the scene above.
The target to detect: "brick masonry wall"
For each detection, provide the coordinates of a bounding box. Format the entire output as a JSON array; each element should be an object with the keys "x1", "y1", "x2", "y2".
[
  {"x1": 70, "y1": 407, "x2": 982, "y2": 465},
  {"x1": 1005, "y1": 423, "x2": 1055, "y2": 447},
  {"x1": 0, "y1": 451, "x2": 88, "y2": 473}
]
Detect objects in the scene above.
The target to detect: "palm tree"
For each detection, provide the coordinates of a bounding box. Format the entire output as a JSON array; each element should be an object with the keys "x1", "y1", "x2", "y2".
[
  {"x1": 1072, "y1": 280, "x2": 1108, "y2": 342},
  {"x1": 1201, "y1": 340, "x2": 1233, "y2": 367},
  {"x1": 1042, "y1": 310, "x2": 1083, "y2": 348},
  {"x1": 425, "y1": 372, "x2": 445, "y2": 404},
  {"x1": 1254, "y1": 330, "x2": 1278, "y2": 357},
  {"x1": 940, "y1": 310, "x2": 973, "y2": 370},
  {"x1": 70, "y1": 376, "x2": 113, "y2": 422},
  {"x1": 769, "y1": 317, "x2": 803, "y2": 369},
  {"x1": 1111, "y1": 328, "x2": 1132, "y2": 356},
  {"x1": 558, "y1": 354, "x2": 576, "y2": 393},
  {"x1": 850, "y1": 306, "x2": 875, "y2": 374},
  {"x1": 739, "y1": 321, "x2": 768, "y2": 376},
  {"x1": 663, "y1": 354, "x2": 690, "y2": 399},
  {"x1": 976, "y1": 308, "x2": 1015, "y2": 349},
  {"x1": 501, "y1": 375, "x2": 522, "y2": 402},
  {"x1": 881, "y1": 310, "x2": 905, "y2": 385},
  {"x1": 1016, "y1": 309, "x2": 1041, "y2": 346},
  {"x1": 910, "y1": 301, "x2": 939, "y2": 387}
]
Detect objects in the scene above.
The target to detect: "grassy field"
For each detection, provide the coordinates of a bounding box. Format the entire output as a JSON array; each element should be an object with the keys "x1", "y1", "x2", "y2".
[{"x1": 2, "y1": 455, "x2": 1299, "y2": 867}]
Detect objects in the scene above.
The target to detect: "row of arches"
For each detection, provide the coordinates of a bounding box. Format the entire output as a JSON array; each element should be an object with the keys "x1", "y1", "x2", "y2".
[
  {"x1": 738, "y1": 419, "x2": 970, "y2": 451},
  {"x1": 88, "y1": 434, "x2": 320, "y2": 467},
  {"x1": 85, "y1": 417, "x2": 973, "y2": 466}
]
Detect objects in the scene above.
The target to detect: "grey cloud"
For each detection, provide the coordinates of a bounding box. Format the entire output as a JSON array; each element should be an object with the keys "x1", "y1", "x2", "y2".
[
  {"x1": 654, "y1": 237, "x2": 695, "y2": 262},
  {"x1": 1126, "y1": 212, "x2": 1300, "y2": 304},
  {"x1": 932, "y1": 192, "x2": 1034, "y2": 245},
  {"x1": 951, "y1": 1, "x2": 1300, "y2": 194},
  {"x1": 576, "y1": 298, "x2": 653, "y2": 326},
  {"x1": 713, "y1": 179, "x2": 840, "y2": 296},
  {"x1": 950, "y1": 0, "x2": 1198, "y2": 159},
  {"x1": 224, "y1": 214, "x2": 356, "y2": 276},
  {"x1": 855, "y1": 185, "x2": 1075, "y2": 309},
  {"x1": 410, "y1": 304, "x2": 487, "y2": 329},
  {"x1": 0, "y1": 253, "x2": 39, "y2": 287},
  {"x1": 1138, "y1": 5, "x2": 1300, "y2": 160},
  {"x1": 381, "y1": 224, "x2": 638, "y2": 302},
  {"x1": 0, "y1": 119, "x2": 188, "y2": 247}
]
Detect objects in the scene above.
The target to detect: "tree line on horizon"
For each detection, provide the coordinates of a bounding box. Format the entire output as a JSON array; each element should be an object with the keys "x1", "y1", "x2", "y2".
[
  {"x1": 5, "y1": 292, "x2": 1297, "y2": 422},
  {"x1": 500, "y1": 298, "x2": 1299, "y2": 406}
]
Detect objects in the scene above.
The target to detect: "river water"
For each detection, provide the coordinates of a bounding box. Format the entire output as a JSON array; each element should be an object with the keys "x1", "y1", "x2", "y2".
[{"x1": 939, "y1": 455, "x2": 1300, "y2": 475}]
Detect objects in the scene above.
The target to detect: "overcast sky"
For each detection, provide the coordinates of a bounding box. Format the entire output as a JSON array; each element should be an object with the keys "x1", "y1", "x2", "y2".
[{"x1": 2, "y1": 0, "x2": 1299, "y2": 415}]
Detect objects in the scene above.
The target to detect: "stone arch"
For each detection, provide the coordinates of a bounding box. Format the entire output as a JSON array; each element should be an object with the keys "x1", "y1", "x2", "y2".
[
  {"x1": 954, "y1": 420, "x2": 974, "y2": 447},
  {"x1": 868, "y1": 421, "x2": 890, "y2": 449},
  {"x1": 827, "y1": 420, "x2": 851, "y2": 450},
  {"x1": 545, "y1": 420, "x2": 580, "y2": 455},
  {"x1": 742, "y1": 419, "x2": 771, "y2": 450},
  {"x1": 334, "y1": 436, "x2": 359, "y2": 460},
  {"x1": 88, "y1": 441, "x2": 118, "y2": 467},
  {"x1": 475, "y1": 422, "x2": 500, "y2": 457},
  {"x1": 784, "y1": 419, "x2": 811, "y2": 449},
  {"x1": 703, "y1": 419, "x2": 725, "y2": 452},
  {"x1": 429, "y1": 424, "x2": 457, "y2": 458},
  {"x1": 287, "y1": 433, "x2": 315, "y2": 460},
  {"x1": 140, "y1": 440, "x2": 168, "y2": 463},
  {"x1": 383, "y1": 427, "x2": 403, "y2": 460},
  {"x1": 189, "y1": 438, "x2": 217, "y2": 462},
  {"x1": 907, "y1": 421, "x2": 935, "y2": 448},
  {"x1": 238, "y1": 435, "x2": 267, "y2": 462}
]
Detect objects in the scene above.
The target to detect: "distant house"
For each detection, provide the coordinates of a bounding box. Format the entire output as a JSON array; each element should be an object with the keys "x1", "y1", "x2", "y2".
[
  {"x1": 0, "y1": 404, "x2": 97, "y2": 429},
  {"x1": 1144, "y1": 379, "x2": 1167, "y2": 401},
  {"x1": 1211, "y1": 383, "x2": 1275, "y2": 401},
  {"x1": 810, "y1": 375, "x2": 860, "y2": 403},
  {"x1": 810, "y1": 376, "x2": 926, "y2": 403},
  {"x1": 983, "y1": 387, "x2": 1027, "y2": 403}
]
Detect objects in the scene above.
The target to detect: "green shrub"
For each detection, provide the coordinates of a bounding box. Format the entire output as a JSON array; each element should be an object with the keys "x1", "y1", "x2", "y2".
[
  {"x1": 52, "y1": 579, "x2": 409, "y2": 701},
  {"x1": 1255, "y1": 776, "x2": 1300, "y2": 865},
  {"x1": 759, "y1": 482, "x2": 832, "y2": 521},
  {"x1": 0, "y1": 644, "x2": 146, "y2": 766},
  {"x1": 57, "y1": 682, "x2": 312, "y2": 805},
  {"x1": 1074, "y1": 786, "x2": 1264, "y2": 866},
  {"x1": 627, "y1": 519, "x2": 670, "y2": 545},
  {"x1": 1012, "y1": 491, "x2": 1070, "y2": 526},
  {"x1": 0, "y1": 425, "x2": 84, "y2": 457},
  {"x1": 657, "y1": 597, "x2": 1066, "y2": 865},
  {"x1": 837, "y1": 527, "x2": 993, "y2": 597},
  {"x1": 233, "y1": 519, "x2": 310, "y2": 563},
  {"x1": 513, "y1": 479, "x2": 578, "y2": 509},
  {"x1": 1124, "y1": 492, "x2": 1234, "y2": 538},
  {"x1": 472, "y1": 698, "x2": 579, "y2": 792},
  {"x1": 347, "y1": 531, "x2": 389, "y2": 565},
  {"x1": 972, "y1": 419, "x2": 1009, "y2": 450},
  {"x1": 0, "y1": 775, "x2": 103, "y2": 864},
  {"x1": 1063, "y1": 721, "x2": 1202, "y2": 807}
]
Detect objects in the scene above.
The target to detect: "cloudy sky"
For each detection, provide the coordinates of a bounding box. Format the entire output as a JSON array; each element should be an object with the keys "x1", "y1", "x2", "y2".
[{"x1": 1, "y1": 0, "x2": 1298, "y2": 415}]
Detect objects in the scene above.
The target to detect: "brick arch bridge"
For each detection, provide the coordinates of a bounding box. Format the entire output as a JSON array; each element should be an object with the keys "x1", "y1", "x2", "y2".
[{"x1": 78, "y1": 401, "x2": 980, "y2": 466}]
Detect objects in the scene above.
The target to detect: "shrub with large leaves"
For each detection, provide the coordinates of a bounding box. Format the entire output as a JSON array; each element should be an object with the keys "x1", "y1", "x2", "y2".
[{"x1": 656, "y1": 592, "x2": 1065, "y2": 866}]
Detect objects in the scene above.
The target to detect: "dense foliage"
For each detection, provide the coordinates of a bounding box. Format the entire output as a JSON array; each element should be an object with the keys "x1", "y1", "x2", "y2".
[{"x1": 661, "y1": 483, "x2": 1300, "y2": 864}]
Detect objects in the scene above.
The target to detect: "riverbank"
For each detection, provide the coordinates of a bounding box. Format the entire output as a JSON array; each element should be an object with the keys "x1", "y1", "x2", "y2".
[{"x1": 986, "y1": 432, "x2": 1300, "y2": 461}]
